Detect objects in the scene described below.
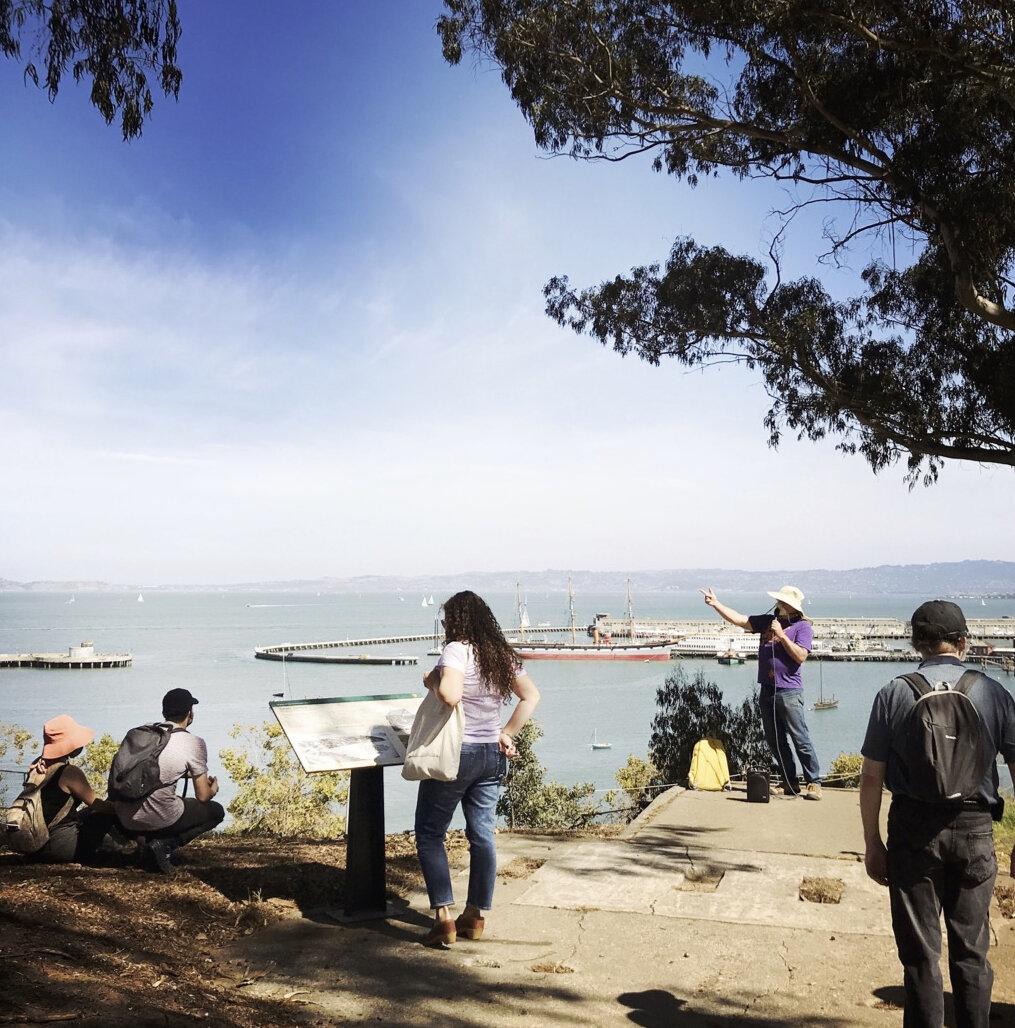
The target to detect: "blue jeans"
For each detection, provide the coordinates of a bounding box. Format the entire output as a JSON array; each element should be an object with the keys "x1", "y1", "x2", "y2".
[
  {"x1": 888, "y1": 800, "x2": 997, "y2": 1028},
  {"x1": 759, "y1": 686, "x2": 821, "y2": 787},
  {"x1": 414, "y1": 743, "x2": 505, "y2": 911}
]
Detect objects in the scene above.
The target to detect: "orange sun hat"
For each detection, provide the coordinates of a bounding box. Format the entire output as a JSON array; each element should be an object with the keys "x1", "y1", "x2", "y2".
[{"x1": 41, "y1": 715, "x2": 95, "y2": 759}]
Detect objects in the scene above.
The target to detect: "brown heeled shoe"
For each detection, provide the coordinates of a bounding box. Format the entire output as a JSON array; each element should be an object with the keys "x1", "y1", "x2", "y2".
[
  {"x1": 455, "y1": 914, "x2": 485, "y2": 940},
  {"x1": 422, "y1": 919, "x2": 456, "y2": 948}
]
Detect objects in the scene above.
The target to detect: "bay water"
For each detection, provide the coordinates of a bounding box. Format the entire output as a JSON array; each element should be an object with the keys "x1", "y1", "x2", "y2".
[{"x1": 2, "y1": 589, "x2": 1012, "y2": 831}]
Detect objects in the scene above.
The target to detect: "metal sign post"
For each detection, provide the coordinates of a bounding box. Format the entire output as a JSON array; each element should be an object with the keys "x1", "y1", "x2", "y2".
[{"x1": 269, "y1": 693, "x2": 421, "y2": 921}]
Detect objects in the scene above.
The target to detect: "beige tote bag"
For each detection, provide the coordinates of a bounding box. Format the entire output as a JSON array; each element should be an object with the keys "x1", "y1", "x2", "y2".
[{"x1": 400, "y1": 689, "x2": 465, "y2": 781}]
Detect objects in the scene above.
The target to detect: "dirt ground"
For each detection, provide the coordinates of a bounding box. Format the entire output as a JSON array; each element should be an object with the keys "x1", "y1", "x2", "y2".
[
  {"x1": 4, "y1": 826, "x2": 1012, "y2": 1028},
  {"x1": 0, "y1": 831, "x2": 466, "y2": 1028}
]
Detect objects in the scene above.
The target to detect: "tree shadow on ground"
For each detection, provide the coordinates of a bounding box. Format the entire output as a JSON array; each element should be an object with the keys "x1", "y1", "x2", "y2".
[{"x1": 616, "y1": 988, "x2": 856, "y2": 1027}]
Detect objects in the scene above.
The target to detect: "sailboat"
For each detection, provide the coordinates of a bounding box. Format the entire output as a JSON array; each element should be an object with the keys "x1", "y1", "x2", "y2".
[
  {"x1": 428, "y1": 595, "x2": 435, "y2": 606},
  {"x1": 421, "y1": 595, "x2": 428, "y2": 608},
  {"x1": 812, "y1": 662, "x2": 838, "y2": 710},
  {"x1": 137, "y1": 592, "x2": 144, "y2": 603},
  {"x1": 590, "y1": 729, "x2": 612, "y2": 750},
  {"x1": 516, "y1": 582, "x2": 530, "y2": 637},
  {"x1": 427, "y1": 615, "x2": 443, "y2": 656}
]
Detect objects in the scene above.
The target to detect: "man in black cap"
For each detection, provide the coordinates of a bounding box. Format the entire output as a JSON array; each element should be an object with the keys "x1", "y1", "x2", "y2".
[
  {"x1": 113, "y1": 688, "x2": 224, "y2": 872},
  {"x1": 860, "y1": 600, "x2": 1015, "y2": 1027}
]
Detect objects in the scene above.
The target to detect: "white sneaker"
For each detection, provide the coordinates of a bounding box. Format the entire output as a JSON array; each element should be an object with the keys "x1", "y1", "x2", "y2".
[{"x1": 803, "y1": 782, "x2": 823, "y2": 801}]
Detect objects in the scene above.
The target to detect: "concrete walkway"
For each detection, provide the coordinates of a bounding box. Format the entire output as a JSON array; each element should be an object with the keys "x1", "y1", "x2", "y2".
[{"x1": 219, "y1": 785, "x2": 1015, "y2": 1027}]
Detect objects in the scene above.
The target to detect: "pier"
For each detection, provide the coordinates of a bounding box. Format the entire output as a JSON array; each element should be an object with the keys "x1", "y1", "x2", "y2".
[
  {"x1": 592, "y1": 616, "x2": 1015, "y2": 643},
  {"x1": 256, "y1": 651, "x2": 418, "y2": 666},
  {"x1": 0, "y1": 652, "x2": 132, "y2": 669},
  {"x1": 256, "y1": 634, "x2": 437, "y2": 659},
  {"x1": 254, "y1": 617, "x2": 1015, "y2": 671}
]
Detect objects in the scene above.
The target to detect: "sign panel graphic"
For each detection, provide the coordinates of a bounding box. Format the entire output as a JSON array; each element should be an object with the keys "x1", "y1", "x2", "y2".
[{"x1": 270, "y1": 693, "x2": 422, "y2": 772}]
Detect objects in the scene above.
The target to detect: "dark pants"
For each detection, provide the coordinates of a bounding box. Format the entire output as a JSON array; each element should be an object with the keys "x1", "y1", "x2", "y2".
[
  {"x1": 759, "y1": 685, "x2": 822, "y2": 788},
  {"x1": 147, "y1": 798, "x2": 225, "y2": 846},
  {"x1": 887, "y1": 798, "x2": 997, "y2": 1028},
  {"x1": 34, "y1": 809, "x2": 118, "y2": 863}
]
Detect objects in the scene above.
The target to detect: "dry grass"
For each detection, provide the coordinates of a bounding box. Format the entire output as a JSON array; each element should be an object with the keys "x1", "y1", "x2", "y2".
[{"x1": 799, "y1": 876, "x2": 845, "y2": 904}]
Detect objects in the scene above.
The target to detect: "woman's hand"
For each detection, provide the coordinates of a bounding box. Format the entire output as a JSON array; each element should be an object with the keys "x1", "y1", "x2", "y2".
[{"x1": 499, "y1": 731, "x2": 518, "y2": 758}]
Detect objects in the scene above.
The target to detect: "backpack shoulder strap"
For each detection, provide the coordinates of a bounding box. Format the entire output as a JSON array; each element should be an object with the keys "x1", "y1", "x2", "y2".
[
  {"x1": 38, "y1": 762, "x2": 76, "y2": 830},
  {"x1": 900, "y1": 671, "x2": 932, "y2": 699},
  {"x1": 953, "y1": 670, "x2": 984, "y2": 696}
]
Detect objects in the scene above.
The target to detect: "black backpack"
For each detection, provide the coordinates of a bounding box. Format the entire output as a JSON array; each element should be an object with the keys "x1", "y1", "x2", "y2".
[
  {"x1": 107, "y1": 723, "x2": 180, "y2": 802},
  {"x1": 900, "y1": 670, "x2": 993, "y2": 803}
]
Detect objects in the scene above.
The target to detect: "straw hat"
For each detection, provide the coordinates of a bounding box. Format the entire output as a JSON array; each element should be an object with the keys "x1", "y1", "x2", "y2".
[
  {"x1": 41, "y1": 714, "x2": 94, "y2": 759},
  {"x1": 767, "y1": 585, "x2": 809, "y2": 620}
]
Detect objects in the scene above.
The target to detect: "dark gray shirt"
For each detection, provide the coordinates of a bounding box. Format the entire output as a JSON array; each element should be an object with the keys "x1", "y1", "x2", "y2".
[{"x1": 861, "y1": 655, "x2": 1015, "y2": 806}]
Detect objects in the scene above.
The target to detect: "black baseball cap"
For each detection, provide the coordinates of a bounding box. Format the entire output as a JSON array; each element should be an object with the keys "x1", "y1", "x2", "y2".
[
  {"x1": 910, "y1": 600, "x2": 968, "y2": 640},
  {"x1": 162, "y1": 688, "x2": 199, "y2": 719}
]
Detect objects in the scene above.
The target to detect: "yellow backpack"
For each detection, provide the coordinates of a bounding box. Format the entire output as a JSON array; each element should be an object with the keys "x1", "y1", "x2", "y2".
[{"x1": 687, "y1": 738, "x2": 731, "y2": 791}]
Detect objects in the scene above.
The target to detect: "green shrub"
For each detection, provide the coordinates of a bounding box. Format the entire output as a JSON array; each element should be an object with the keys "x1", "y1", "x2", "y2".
[
  {"x1": 649, "y1": 668, "x2": 767, "y2": 784},
  {"x1": 827, "y1": 752, "x2": 864, "y2": 788},
  {"x1": 498, "y1": 720, "x2": 600, "y2": 829},
  {"x1": 76, "y1": 732, "x2": 119, "y2": 797},
  {"x1": 0, "y1": 721, "x2": 36, "y2": 807},
  {"x1": 220, "y1": 721, "x2": 349, "y2": 838},
  {"x1": 613, "y1": 755, "x2": 658, "y2": 816}
]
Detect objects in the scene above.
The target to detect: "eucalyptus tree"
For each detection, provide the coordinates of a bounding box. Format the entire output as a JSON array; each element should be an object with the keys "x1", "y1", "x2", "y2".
[
  {"x1": 439, "y1": 0, "x2": 1015, "y2": 480},
  {"x1": 1, "y1": 0, "x2": 182, "y2": 139}
]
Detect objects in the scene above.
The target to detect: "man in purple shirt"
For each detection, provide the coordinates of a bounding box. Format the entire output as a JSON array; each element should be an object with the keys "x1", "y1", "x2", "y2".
[{"x1": 701, "y1": 585, "x2": 823, "y2": 799}]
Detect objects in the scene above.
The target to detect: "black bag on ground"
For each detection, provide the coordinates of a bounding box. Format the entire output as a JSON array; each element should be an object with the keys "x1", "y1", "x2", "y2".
[
  {"x1": 746, "y1": 770, "x2": 770, "y2": 803},
  {"x1": 107, "y1": 724, "x2": 179, "y2": 802},
  {"x1": 900, "y1": 670, "x2": 993, "y2": 804}
]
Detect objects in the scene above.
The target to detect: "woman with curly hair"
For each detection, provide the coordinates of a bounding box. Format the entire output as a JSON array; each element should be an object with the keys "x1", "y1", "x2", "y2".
[{"x1": 415, "y1": 590, "x2": 540, "y2": 948}]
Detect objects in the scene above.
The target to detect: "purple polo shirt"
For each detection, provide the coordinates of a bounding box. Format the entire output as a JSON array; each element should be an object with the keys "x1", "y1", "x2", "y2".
[{"x1": 747, "y1": 614, "x2": 812, "y2": 690}]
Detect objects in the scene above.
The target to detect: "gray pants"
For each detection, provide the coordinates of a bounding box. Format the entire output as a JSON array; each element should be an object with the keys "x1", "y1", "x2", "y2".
[{"x1": 887, "y1": 798, "x2": 997, "y2": 1028}]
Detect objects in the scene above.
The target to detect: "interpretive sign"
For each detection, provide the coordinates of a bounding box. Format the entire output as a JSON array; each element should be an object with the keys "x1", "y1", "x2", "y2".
[
  {"x1": 270, "y1": 692, "x2": 426, "y2": 919},
  {"x1": 269, "y1": 693, "x2": 422, "y2": 773}
]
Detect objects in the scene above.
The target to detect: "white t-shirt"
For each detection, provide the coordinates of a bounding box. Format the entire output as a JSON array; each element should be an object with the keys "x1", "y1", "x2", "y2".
[
  {"x1": 438, "y1": 641, "x2": 518, "y2": 743},
  {"x1": 114, "y1": 728, "x2": 209, "y2": 830}
]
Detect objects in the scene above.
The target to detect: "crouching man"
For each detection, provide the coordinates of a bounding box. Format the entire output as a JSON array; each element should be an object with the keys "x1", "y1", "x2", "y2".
[
  {"x1": 114, "y1": 688, "x2": 225, "y2": 872},
  {"x1": 860, "y1": 600, "x2": 1015, "y2": 1028}
]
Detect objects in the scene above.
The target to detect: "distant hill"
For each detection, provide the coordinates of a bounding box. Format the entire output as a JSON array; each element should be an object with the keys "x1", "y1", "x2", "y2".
[{"x1": 2, "y1": 560, "x2": 1014, "y2": 596}]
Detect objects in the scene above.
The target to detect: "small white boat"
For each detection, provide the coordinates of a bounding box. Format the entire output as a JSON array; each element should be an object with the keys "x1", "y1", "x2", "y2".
[
  {"x1": 137, "y1": 592, "x2": 144, "y2": 603},
  {"x1": 428, "y1": 595, "x2": 435, "y2": 606},
  {"x1": 590, "y1": 730, "x2": 612, "y2": 750},
  {"x1": 421, "y1": 596, "x2": 428, "y2": 608}
]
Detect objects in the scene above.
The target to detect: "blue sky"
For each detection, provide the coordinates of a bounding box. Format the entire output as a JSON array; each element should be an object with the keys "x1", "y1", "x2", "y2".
[{"x1": 1, "y1": 2, "x2": 1011, "y2": 585}]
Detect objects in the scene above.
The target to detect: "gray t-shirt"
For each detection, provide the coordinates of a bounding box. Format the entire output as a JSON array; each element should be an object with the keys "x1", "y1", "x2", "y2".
[
  {"x1": 115, "y1": 728, "x2": 209, "y2": 830},
  {"x1": 861, "y1": 656, "x2": 1015, "y2": 806}
]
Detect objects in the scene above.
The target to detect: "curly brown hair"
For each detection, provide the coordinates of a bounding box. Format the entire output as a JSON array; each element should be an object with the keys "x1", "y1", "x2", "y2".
[{"x1": 441, "y1": 591, "x2": 520, "y2": 700}]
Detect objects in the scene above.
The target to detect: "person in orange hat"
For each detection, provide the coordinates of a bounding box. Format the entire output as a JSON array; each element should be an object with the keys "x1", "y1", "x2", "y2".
[{"x1": 27, "y1": 715, "x2": 116, "y2": 863}]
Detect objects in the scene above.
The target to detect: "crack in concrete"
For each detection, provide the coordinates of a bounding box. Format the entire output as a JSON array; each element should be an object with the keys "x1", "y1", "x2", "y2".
[{"x1": 779, "y1": 941, "x2": 795, "y2": 981}]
